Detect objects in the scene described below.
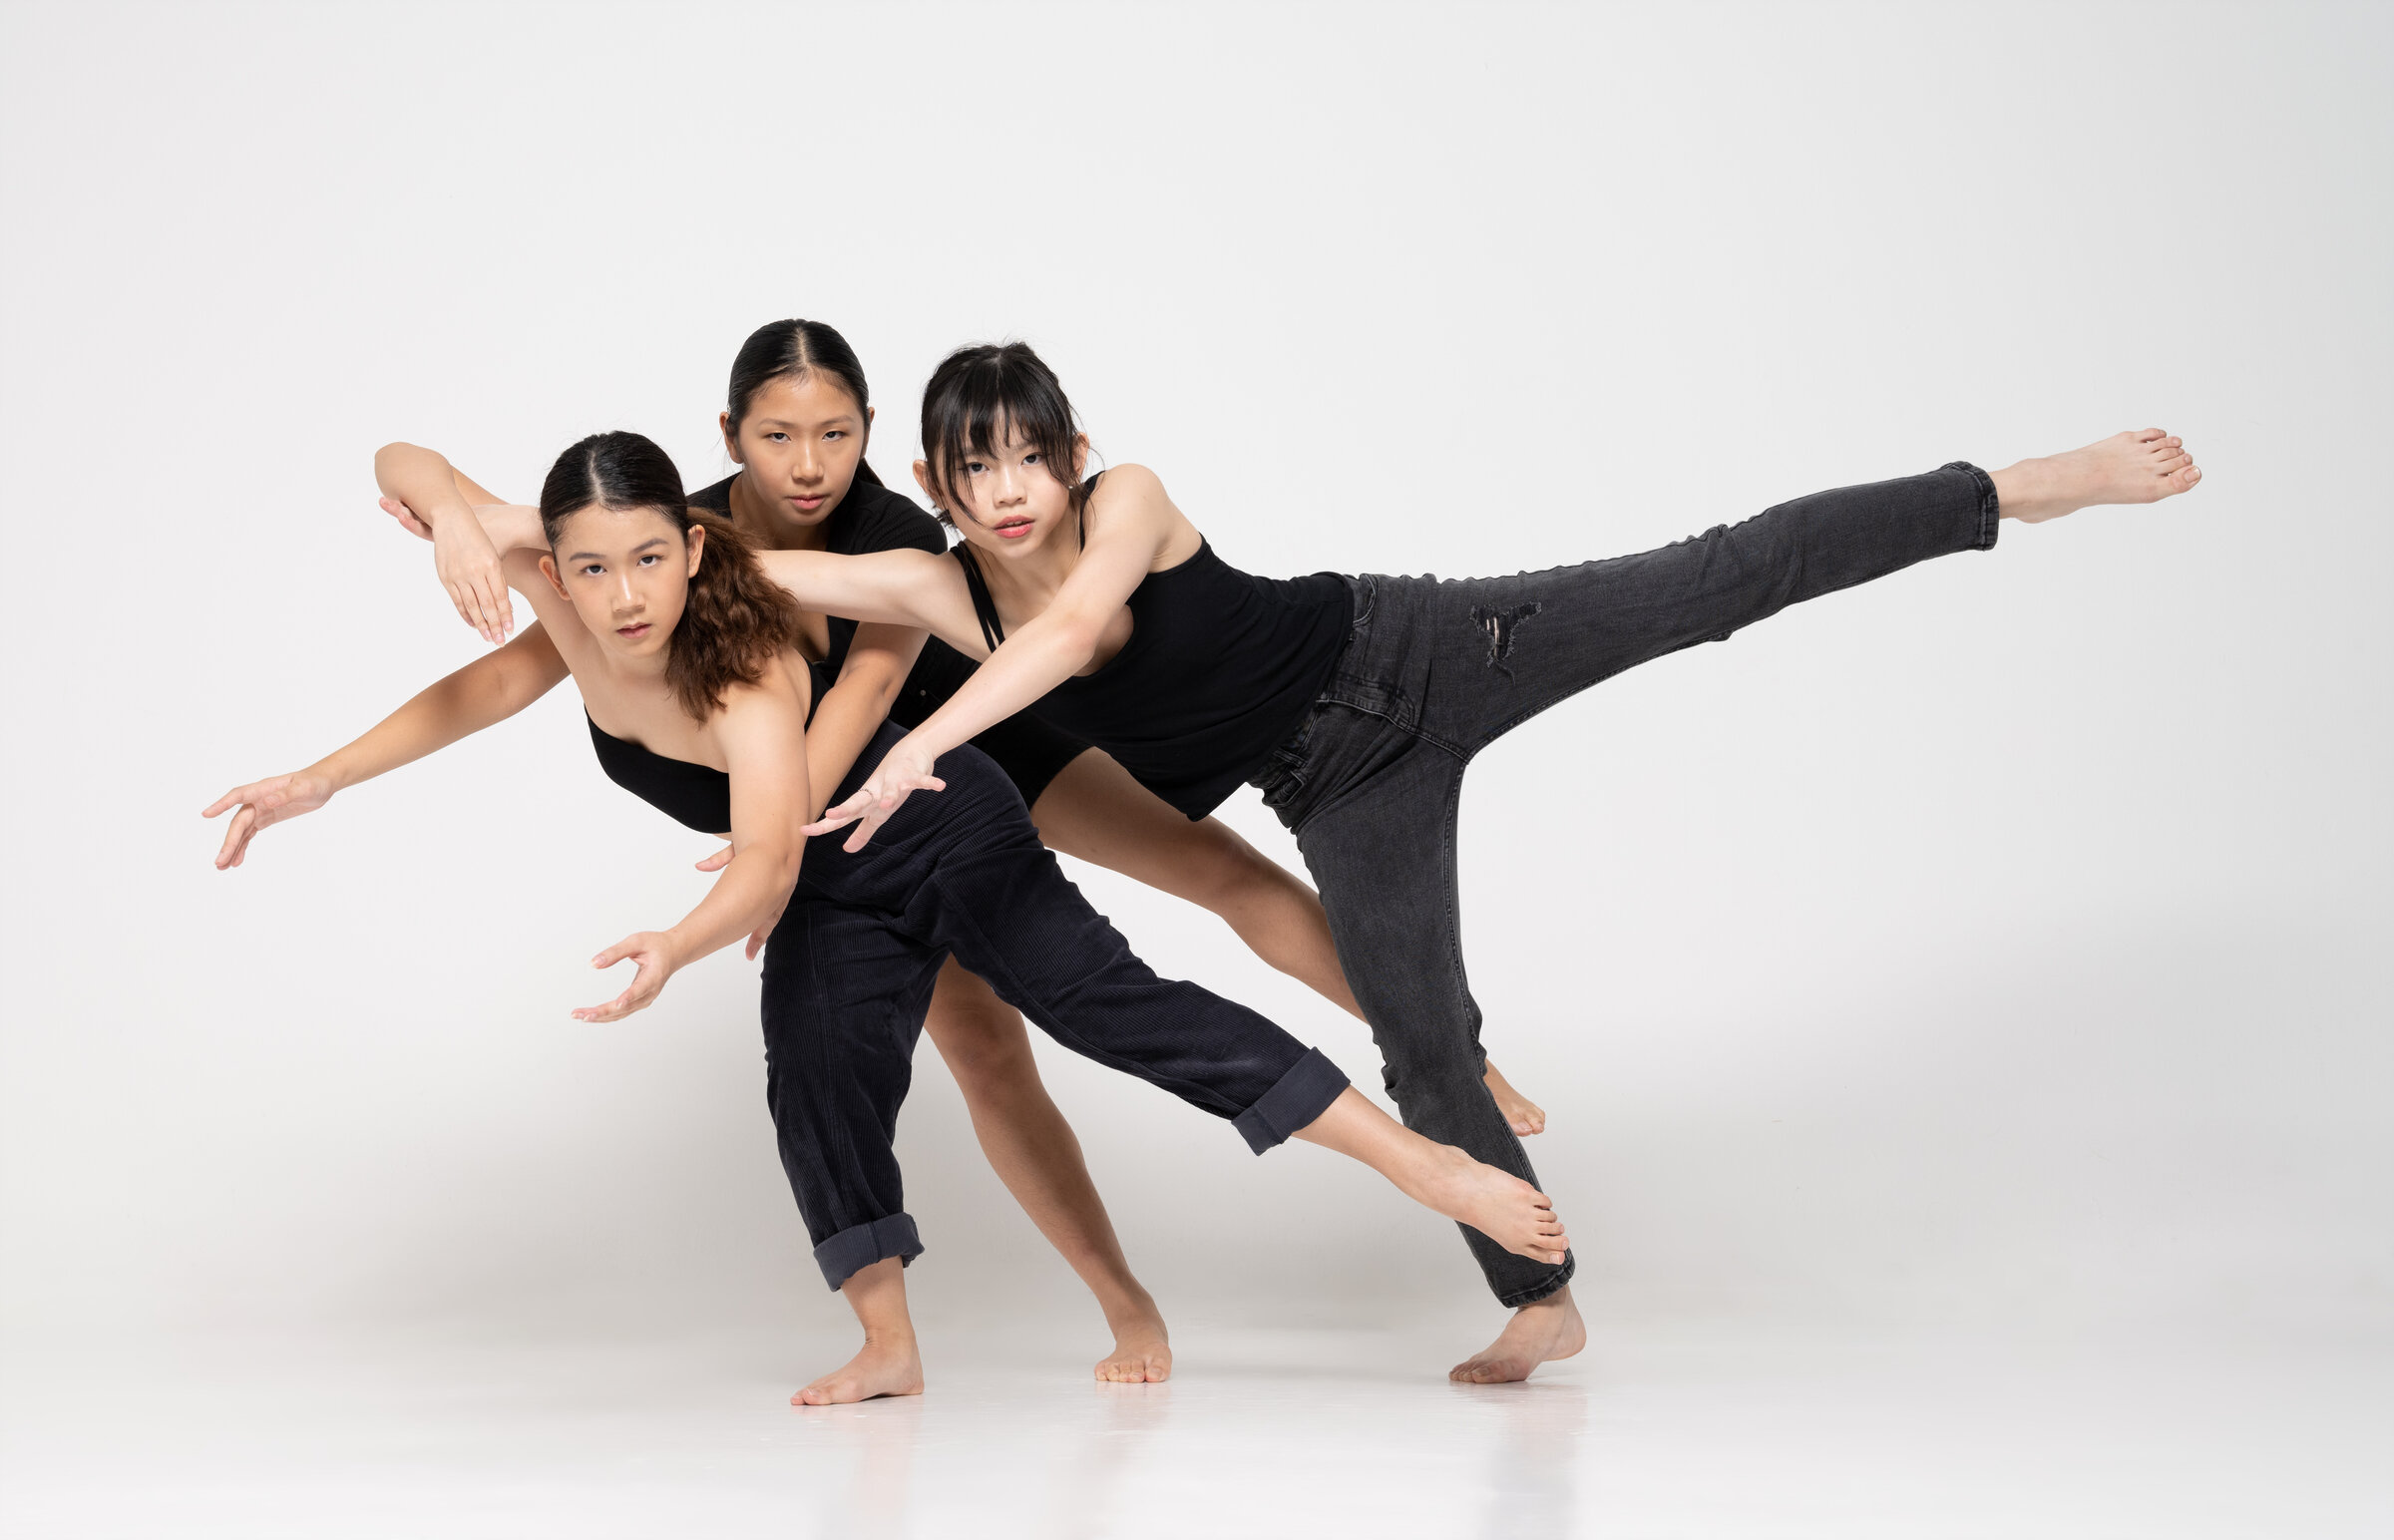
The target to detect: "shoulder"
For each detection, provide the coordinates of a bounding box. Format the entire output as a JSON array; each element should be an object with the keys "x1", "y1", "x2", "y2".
[
  {"x1": 712, "y1": 654, "x2": 812, "y2": 742},
  {"x1": 688, "y1": 474, "x2": 737, "y2": 515},
  {"x1": 834, "y1": 481, "x2": 947, "y2": 557},
  {"x1": 1089, "y1": 462, "x2": 1167, "y2": 504}
]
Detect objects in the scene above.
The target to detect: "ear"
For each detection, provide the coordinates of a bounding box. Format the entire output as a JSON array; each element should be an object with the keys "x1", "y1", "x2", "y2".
[
  {"x1": 539, "y1": 555, "x2": 569, "y2": 601},
  {"x1": 861, "y1": 405, "x2": 875, "y2": 449},
  {"x1": 911, "y1": 458, "x2": 938, "y2": 510},
  {"x1": 684, "y1": 522, "x2": 707, "y2": 578},
  {"x1": 1070, "y1": 433, "x2": 1090, "y2": 481},
  {"x1": 719, "y1": 411, "x2": 741, "y2": 464}
]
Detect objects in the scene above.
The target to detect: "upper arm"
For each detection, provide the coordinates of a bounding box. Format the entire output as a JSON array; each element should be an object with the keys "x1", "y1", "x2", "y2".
[
  {"x1": 715, "y1": 682, "x2": 813, "y2": 861},
  {"x1": 483, "y1": 621, "x2": 571, "y2": 705},
  {"x1": 755, "y1": 548, "x2": 986, "y2": 655}
]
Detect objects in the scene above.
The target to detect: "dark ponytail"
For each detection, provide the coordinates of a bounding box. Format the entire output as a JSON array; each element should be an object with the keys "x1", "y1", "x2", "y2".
[
  {"x1": 919, "y1": 340, "x2": 1085, "y2": 528},
  {"x1": 725, "y1": 318, "x2": 884, "y2": 488},
  {"x1": 539, "y1": 431, "x2": 807, "y2": 721}
]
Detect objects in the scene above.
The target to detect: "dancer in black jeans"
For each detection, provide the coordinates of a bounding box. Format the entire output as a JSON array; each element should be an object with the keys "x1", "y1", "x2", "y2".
[
  {"x1": 559, "y1": 341, "x2": 2198, "y2": 1384},
  {"x1": 209, "y1": 431, "x2": 1568, "y2": 1406}
]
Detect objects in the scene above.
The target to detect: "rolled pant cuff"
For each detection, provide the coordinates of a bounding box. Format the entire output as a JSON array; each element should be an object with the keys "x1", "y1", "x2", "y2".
[
  {"x1": 1495, "y1": 1252, "x2": 1575, "y2": 1309},
  {"x1": 1232, "y1": 1047, "x2": 1351, "y2": 1154},
  {"x1": 1943, "y1": 460, "x2": 2002, "y2": 551},
  {"x1": 811, "y1": 1213, "x2": 924, "y2": 1291}
]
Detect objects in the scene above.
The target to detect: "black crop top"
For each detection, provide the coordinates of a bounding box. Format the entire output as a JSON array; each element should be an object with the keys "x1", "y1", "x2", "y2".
[
  {"x1": 953, "y1": 480, "x2": 1350, "y2": 819},
  {"x1": 587, "y1": 659, "x2": 835, "y2": 836}
]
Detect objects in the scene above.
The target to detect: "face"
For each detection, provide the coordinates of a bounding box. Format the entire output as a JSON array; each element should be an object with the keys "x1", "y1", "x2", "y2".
[
  {"x1": 916, "y1": 423, "x2": 1088, "y2": 560},
  {"x1": 721, "y1": 372, "x2": 872, "y2": 528},
  {"x1": 541, "y1": 505, "x2": 704, "y2": 663}
]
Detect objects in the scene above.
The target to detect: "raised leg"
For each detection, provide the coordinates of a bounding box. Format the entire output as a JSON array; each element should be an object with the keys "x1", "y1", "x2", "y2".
[
  {"x1": 792, "y1": 1256, "x2": 927, "y2": 1406},
  {"x1": 1989, "y1": 429, "x2": 2201, "y2": 523},
  {"x1": 1031, "y1": 747, "x2": 1546, "y2": 1136},
  {"x1": 922, "y1": 959, "x2": 1173, "y2": 1382}
]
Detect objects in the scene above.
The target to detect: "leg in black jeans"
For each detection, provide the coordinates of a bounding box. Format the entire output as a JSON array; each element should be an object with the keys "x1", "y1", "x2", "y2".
[
  {"x1": 1259, "y1": 464, "x2": 2001, "y2": 1307},
  {"x1": 765, "y1": 731, "x2": 1352, "y2": 1291}
]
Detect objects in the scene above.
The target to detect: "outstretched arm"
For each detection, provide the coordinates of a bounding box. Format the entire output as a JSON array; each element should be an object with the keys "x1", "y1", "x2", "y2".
[
  {"x1": 203, "y1": 624, "x2": 571, "y2": 868},
  {"x1": 807, "y1": 465, "x2": 1181, "y2": 851},
  {"x1": 576, "y1": 677, "x2": 813, "y2": 1022}
]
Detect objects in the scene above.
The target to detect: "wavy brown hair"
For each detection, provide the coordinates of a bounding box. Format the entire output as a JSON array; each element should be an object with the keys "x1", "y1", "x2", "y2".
[{"x1": 538, "y1": 431, "x2": 807, "y2": 721}]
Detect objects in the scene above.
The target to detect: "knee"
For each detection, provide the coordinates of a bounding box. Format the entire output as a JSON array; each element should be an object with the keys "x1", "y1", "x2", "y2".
[
  {"x1": 1180, "y1": 827, "x2": 1312, "y2": 919},
  {"x1": 926, "y1": 999, "x2": 1039, "y2": 1092}
]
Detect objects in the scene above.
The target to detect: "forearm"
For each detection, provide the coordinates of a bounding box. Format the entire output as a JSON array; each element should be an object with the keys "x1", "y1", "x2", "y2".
[
  {"x1": 805, "y1": 680, "x2": 900, "y2": 821},
  {"x1": 666, "y1": 844, "x2": 803, "y2": 962},
  {"x1": 374, "y1": 443, "x2": 478, "y2": 530},
  {"x1": 903, "y1": 623, "x2": 1090, "y2": 759},
  {"x1": 474, "y1": 503, "x2": 547, "y2": 556},
  {"x1": 311, "y1": 659, "x2": 533, "y2": 792}
]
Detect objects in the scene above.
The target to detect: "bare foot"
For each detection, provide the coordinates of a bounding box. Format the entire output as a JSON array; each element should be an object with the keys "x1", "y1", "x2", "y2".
[
  {"x1": 1406, "y1": 1144, "x2": 1570, "y2": 1265},
  {"x1": 1991, "y1": 428, "x2": 2203, "y2": 524},
  {"x1": 1482, "y1": 1058, "x2": 1547, "y2": 1136},
  {"x1": 1095, "y1": 1298, "x2": 1174, "y2": 1383},
  {"x1": 791, "y1": 1335, "x2": 925, "y2": 1406},
  {"x1": 1449, "y1": 1287, "x2": 1587, "y2": 1384}
]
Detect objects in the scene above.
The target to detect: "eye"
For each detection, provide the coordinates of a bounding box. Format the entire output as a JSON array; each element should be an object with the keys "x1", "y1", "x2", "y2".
[
  {"x1": 964, "y1": 459, "x2": 987, "y2": 476},
  {"x1": 636, "y1": 554, "x2": 661, "y2": 567},
  {"x1": 765, "y1": 431, "x2": 790, "y2": 443},
  {"x1": 824, "y1": 429, "x2": 846, "y2": 441},
  {"x1": 1023, "y1": 452, "x2": 1042, "y2": 466},
  {"x1": 580, "y1": 564, "x2": 604, "y2": 578}
]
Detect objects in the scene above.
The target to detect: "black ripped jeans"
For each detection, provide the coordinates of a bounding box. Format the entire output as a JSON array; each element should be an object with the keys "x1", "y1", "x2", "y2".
[{"x1": 1252, "y1": 464, "x2": 2002, "y2": 1308}]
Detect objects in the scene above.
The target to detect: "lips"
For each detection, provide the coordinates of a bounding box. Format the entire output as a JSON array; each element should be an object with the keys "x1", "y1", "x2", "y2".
[
  {"x1": 790, "y1": 494, "x2": 827, "y2": 512},
  {"x1": 995, "y1": 518, "x2": 1033, "y2": 541},
  {"x1": 616, "y1": 622, "x2": 652, "y2": 639}
]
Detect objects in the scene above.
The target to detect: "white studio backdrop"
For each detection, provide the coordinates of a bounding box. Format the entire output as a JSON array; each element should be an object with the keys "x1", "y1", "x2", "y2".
[{"x1": 1, "y1": 0, "x2": 2386, "y2": 1362}]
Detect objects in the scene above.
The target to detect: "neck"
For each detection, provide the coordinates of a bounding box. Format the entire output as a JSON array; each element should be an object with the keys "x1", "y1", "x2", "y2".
[{"x1": 727, "y1": 470, "x2": 834, "y2": 553}]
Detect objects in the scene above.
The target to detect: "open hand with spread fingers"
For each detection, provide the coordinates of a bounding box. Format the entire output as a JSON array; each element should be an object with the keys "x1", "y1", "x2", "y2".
[
  {"x1": 573, "y1": 931, "x2": 683, "y2": 1023},
  {"x1": 202, "y1": 771, "x2": 338, "y2": 869},
  {"x1": 801, "y1": 737, "x2": 946, "y2": 852}
]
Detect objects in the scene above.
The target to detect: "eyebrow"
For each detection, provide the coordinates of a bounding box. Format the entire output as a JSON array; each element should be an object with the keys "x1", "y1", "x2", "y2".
[
  {"x1": 566, "y1": 537, "x2": 673, "y2": 562},
  {"x1": 752, "y1": 415, "x2": 859, "y2": 430}
]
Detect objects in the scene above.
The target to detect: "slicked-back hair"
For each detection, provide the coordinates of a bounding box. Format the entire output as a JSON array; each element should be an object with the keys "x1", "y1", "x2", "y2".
[
  {"x1": 918, "y1": 341, "x2": 1085, "y2": 530},
  {"x1": 538, "y1": 431, "x2": 807, "y2": 721},
  {"x1": 724, "y1": 318, "x2": 884, "y2": 488}
]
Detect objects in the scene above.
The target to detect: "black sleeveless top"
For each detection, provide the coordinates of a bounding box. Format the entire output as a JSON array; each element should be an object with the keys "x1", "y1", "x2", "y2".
[
  {"x1": 953, "y1": 479, "x2": 1349, "y2": 819},
  {"x1": 586, "y1": 659, "x2": 836, "y2": 836}
]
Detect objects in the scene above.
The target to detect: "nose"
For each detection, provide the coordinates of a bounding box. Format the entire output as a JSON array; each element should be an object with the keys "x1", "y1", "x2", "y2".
[
  {"x1": 793, "y1": 436, "x2": 821, "y2": 485},
  {"x1": 992, "y1": 461, "x2": 1027, "y2": 508},
  {"x1": 611, "y1": 570, "x2": 641, "y2": 611}
]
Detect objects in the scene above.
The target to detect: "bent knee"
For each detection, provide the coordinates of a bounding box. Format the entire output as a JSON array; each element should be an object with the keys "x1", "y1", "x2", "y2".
[{"x1": 925, "y1": 996, "x2": 1040, "y2": 1087}]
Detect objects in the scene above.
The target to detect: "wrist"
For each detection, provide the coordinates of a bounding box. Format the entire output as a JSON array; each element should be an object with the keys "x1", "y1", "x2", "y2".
[{"x1": 306, "y1": 756, "x2": 353, "y2": 795}]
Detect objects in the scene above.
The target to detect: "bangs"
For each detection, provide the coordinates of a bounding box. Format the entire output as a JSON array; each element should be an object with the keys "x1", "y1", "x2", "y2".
[{"x1": 921, "y1": 343, "x2": 1082, "y2": 521}]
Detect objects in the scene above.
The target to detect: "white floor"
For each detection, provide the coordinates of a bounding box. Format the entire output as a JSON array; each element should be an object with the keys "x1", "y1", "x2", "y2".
[{"x1": 5, "y1": 1314, "x2": 2387, "y2": 1539}]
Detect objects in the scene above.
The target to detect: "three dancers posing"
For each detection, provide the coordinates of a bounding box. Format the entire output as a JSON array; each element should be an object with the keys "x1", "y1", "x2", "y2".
[{"x1": 207, "y1": 319, "x2": 2201, "y2": 1400}]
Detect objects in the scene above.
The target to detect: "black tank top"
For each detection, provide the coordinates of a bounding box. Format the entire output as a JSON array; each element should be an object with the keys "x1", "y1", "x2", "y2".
[
  {"x1": 587, "y1": 659, "x2": 835, "y2": 836},
  {"x1": 953, "y1": 479, "x2": 1349, "y2": 819}
]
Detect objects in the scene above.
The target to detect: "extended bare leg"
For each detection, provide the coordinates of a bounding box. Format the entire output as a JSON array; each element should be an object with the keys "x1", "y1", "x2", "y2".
[
  {"x1": 924, "y1": 961, "x2": 1173, "y2": 1382},
  {"x1": 1292, "y1": 1087, "x2": 1573, "y2": 1269},
  {"x1": 792, "y1": 1257, "x2": 926, "y2": 1406},
  {"x1": 1033, "y1": 750, "x2": 1547, "y2": 1135}
]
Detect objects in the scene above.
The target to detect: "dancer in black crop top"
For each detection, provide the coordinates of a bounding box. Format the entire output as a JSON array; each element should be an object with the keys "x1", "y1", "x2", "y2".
[
  {"x1": 217, "y1": 431, "x2": 1570, "y2": 1406},
  {"x1": 735, "y1": 339, "x2": 2202, "y2": 1384}
]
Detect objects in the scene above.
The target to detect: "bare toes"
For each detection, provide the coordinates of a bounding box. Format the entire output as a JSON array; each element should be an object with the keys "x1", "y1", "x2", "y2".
[{"x1": 2156, "y1": 451, "x2": 2192, "y2": 475}]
